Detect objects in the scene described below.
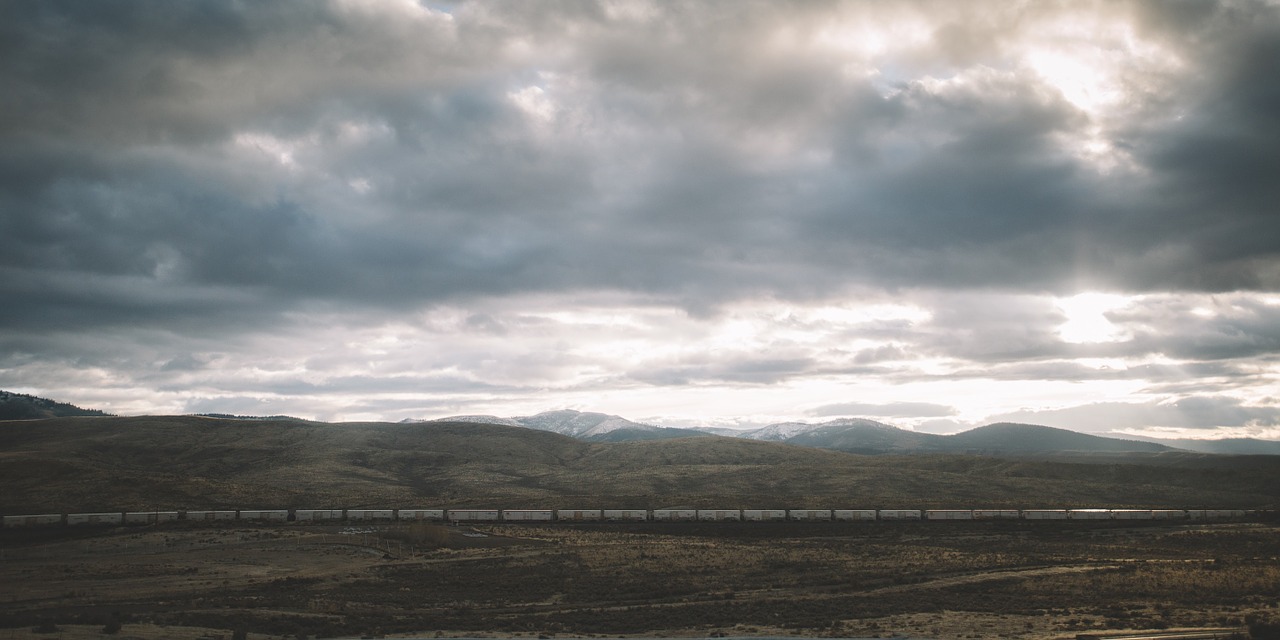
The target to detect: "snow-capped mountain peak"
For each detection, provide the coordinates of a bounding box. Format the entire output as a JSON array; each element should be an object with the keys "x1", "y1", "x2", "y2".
[
  {"x1": 429, "y1": 414, "x2": 523, "y2": 427},
  {"x1": 514, "y1": 409, "x2": 657, "y2": 438}
]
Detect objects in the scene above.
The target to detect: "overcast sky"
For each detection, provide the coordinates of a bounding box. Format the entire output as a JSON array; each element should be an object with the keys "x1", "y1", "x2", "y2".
[{"x1": 3, "y1": 0, "x2": 1279, "y2": 439}]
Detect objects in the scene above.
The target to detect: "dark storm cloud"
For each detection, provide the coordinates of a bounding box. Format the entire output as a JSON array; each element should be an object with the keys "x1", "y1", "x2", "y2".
[{"x1": 5, "y1": 0, "x2": 1280, "y2": 333}]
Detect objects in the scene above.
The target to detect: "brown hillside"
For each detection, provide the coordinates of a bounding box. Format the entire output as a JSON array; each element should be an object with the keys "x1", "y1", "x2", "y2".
[{"x1": 0, "y1": 416, "x2": 1277, "y2": 513}]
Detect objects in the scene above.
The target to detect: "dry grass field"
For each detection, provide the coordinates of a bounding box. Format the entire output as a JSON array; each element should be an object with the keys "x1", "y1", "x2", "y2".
[{"x1": 1, "y1": 519, "x2": 1278, "y2": 639}]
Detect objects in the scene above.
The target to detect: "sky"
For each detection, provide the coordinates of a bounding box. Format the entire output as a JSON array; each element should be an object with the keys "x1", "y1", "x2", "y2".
[{"x1": 2, "y1": 0, "x2": 1280, "y2": 440}]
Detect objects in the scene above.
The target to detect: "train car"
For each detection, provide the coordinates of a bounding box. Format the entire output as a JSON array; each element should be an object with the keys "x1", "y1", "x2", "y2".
[
  {"x1": 238, "y1": 510, "x2": 289, "y2": 522},
  {"x1": 697, "y1": 509, "x2": 741, "y2": 522},
  {"x1": 124, "y1": 511, "x2": 180, "y2": 525},
  {"x1": 788, "y1": 509, "x2": 832, "y2": 521},
  {"x1": 1022, "y1": 509, "x2": 1069, "y2": 520},
  {"x1": 186, "y1": 510, "x2": 237, "y2": 521},
  {"x1": 1190, "y1": 509, "x2": 1247, "y2": 519},
  {"x1": 602, "y1": 509, "x2": 648, "y2": 522},
  {"x1": 2, "y1": 514, "x2": 62, "y2": 527},
  {"x1": 398, "y1": 509, "x2": 446, "y2": 521},
  {"x1": 1068, "y1": 509, "x2": 1112, "y2": 520},
  {"x1": 67, "y1": 512, "x2": 124, "y2": 526},
  {"x1": 448, "y1": 509, "x2": 501, "y2": 522},
  {"x1": 502, "y1": 510, "x2": 554, "y2": 522},
  {"x1": 926, "y1": 510, "x2": 974, "y2": 521},
  {"x1": 1110, "y1": 509, "x2": 1153, "y2": 520},
  {"x1": 973, "y1": 509, "x2": 1020, "y2": 520},
  {"x1": 556, "y1": 509, "x2": 603, "y2": 521},
  {"x1": 833, "y1": 510, "x2": 877, "y2": 521},
  {"x1": 295, "y1": 509, "x2": 345, "y2": 522},
  {"x1": 1151, "y1": 510, "x2": 1187, "y2": 520},
  {"x1": 346, "y1": 509, "x2": 395, "y2": 521},
  {"x1": 877, "y1": 509, "x2": 923, "y2": 521},
  {"x1": 652, "y1": 509, "x2": 697, "y2": 521},
  {"x1": 741, "y1": 509, "x2": 788, "y2": 522}
]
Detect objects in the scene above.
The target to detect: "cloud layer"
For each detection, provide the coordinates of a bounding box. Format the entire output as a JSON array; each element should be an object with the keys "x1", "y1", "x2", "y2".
[{"x1": 2, "y1": 1, "x2": 1279, "y2": 437}]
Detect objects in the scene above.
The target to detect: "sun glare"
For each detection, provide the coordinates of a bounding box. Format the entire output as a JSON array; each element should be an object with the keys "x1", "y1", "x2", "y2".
[{"x1": 1056, "y1": 292, "x2": 1132, "y2": 344}]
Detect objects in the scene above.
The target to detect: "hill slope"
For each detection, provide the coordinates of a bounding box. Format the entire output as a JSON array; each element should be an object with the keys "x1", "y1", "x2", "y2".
[
  {"x1": 1, "y1": 416, "x2": 1277, "y2": 513},
  {"x1": 944, "y1": 423, "x2": 1172, "y2": 454},
  {"x1": 0, "y1": 390, "x2": 110, "y2": 420}
]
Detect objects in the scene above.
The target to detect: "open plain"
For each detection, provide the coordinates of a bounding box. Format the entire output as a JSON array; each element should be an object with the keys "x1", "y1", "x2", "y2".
[{"x1": 2, "y1": 518, "x2": 1278, "y2": 639}]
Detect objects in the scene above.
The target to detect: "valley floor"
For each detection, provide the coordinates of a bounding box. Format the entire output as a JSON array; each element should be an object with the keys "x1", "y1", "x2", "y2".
[{"x1": 1, "y1": 520, "x2": 1277, "y2": 639}]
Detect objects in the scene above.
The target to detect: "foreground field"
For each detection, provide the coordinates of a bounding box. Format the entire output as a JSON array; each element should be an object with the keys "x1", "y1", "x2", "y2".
[{"x1": 2, "y1": 519, "x2": 1278, "y2": 639}]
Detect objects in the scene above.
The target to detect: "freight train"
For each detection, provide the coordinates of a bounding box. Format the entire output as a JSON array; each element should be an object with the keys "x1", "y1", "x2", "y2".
[{"x1": 0, "y1": 508, "x2": 1255, "y2": 527}]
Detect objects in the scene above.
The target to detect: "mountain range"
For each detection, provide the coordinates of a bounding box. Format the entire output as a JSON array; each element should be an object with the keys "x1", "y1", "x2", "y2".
[
  {"x1": 3, "y1": 391, "x2": 1276, "y2": 456},
  {"x1": 421, "y1": 409, "x2": 1244, "y2": 456}
]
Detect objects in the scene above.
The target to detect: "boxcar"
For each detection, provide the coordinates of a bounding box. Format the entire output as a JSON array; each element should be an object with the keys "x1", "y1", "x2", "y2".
[
  {"x1": 2, "y1": 514, "x2": 62, "y2": 527},
  {"x1": 833, "y1": 510, "x2": 877, "y2": 521},
  {"x1": 346, "y1": 509, "x2": 395, "y2": 521},
  {"x1": 67, "y1": 512, "x2": 124, "y2": 526},
  {"x1": 788, "y1": 509, "x2": 833, "y2": 521},
  {"x1": 1193, "y1": 509, "x2": 1246, "y2": 519},
  {"x1": 926, "y1": 510, "x2": 974, "y2": 520},
  {"x1": 972, "y1": 509, "x2": 1020, "y2": 520},
  {"x1": 741, "y1": 509, "x2": 788, "y2": 522},
  {"x1": 877, "y1": 509, "x2": 923, "y2": 520},
  {"x1": 602, "y1": 509, "x2": 648, "y2": 522},
  {"x1": 295, "y1": 509, "x2": 345, "y2": 521},
  {"x1": 238, "y1": 510, "x2": 289, "y2": 522},
  {"x1": 502, "y1": 510, "x2": 554, "y2": 522},
  {"x1": 448, "y1": 509, "x2": 500, "y2": 522},
  {"x1": 697, "y1": 509, "x2": 741, "y2": 521},
  {"x1": 556, "y1": 509, "x2": 603, "y2": 521},
  {"x1": 1022, "y1": 509, "x2": 1069, "y2": 520},
  {"x1": 1068, "y1": 509, "x2": 1112, "y2": 520},
  {"x1": 652, "y1": 509, "x2": 697, "y2": 521},
  {"x1": 186, "y1": 510, "x2": 237, "y2": 521},
  {"x1": 398, "y1": 509, "x2": 446, "y2": 521},
  {"x1": 124, "y1": 511, "x2": 180, "y2": 525},
  {"x1": 1111, "y1": 509, "x2": 1153, "y2": 520}
]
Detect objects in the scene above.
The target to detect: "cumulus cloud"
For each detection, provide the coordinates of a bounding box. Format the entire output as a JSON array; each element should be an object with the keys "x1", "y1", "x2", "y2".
[{"x1": 1, "y1": 1, "x2": 1279, "y2": 434}]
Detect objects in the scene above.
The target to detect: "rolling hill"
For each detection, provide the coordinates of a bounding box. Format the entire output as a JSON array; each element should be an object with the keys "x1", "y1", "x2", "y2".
[
  {"x1": 943, "y1": 423, "x2": 1172, "y2": 454},
  {"x1": 1, "y1": 415, "x2": 1277, "y2": 514},
  {"x1": 413, "y1": 410, "x2": 1198, "y2": 454},
  {"x1": 0, "y1": 390, "x2": 110, "y2": 420}
]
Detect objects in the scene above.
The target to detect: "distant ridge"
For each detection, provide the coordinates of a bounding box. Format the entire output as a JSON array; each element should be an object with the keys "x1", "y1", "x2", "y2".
[
  {"x1": 1118, "y1": 436, "x2": 1280, "y2": 456},
  {"x1": 195, "y1": 413, "x2": 310, "y2": 422},
  {"x1": 0, "y1": 390, "x2": 111, "y2": 420},
  {"x1": 418, "y1": 412, "x2": 1184, "y2": 455},
  {"x1": 4, "y1": 390, "x2": 1275, "y2": 456},
  {"x1": 944, "y1": 423, "x2": 1172, "y2": 454},
  {"x1": 426, "y1": 409, "x2": 708, "y2": 441}
]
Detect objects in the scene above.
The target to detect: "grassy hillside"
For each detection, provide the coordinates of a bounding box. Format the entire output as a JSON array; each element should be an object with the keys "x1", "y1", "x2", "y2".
[
  {"x1": 1, "y1": 416, "x2": 1277, "y2": 513},
  {"x1": 946, "y1": 423, "x2": 1172, "y2": 453},
  {"x1": 0, "y1": 390, "x2": 110, "y2": 420}
]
